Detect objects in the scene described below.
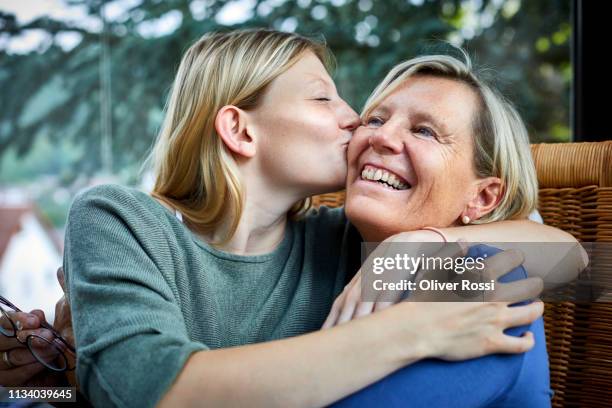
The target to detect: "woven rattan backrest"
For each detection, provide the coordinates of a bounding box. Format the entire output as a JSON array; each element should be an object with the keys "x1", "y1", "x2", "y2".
[{"x1": 532, "y1": 141, "x2": 612, "y2": 407}]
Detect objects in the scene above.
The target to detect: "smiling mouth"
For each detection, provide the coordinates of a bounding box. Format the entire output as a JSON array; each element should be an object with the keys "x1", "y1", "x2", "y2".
[{"x1": 360, "y1": 165, "x2": 411, "y2": 191}]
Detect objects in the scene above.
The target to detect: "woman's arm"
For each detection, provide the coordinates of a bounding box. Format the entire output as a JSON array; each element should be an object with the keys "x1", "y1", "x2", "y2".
[
  {"x1": 323, "y1": 220, "x2": 581, "y2": 328},
  {"x1": 438, "y1": 220, "x2": 587, "y2": 283},
  {"x1": 160, "y1": 300, "x2": 542, "y2": 408},
  {"x1": 439, "y1": 219, "x2": 576, "y2": 243},
  {"x1": 64, "y1": 186, "x2": 542, "y2": 407}
]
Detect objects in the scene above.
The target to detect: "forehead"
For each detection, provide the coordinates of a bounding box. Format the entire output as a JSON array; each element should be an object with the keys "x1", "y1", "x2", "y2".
[
  {"x1": 372, "y1": 75, "x2": 479, "y2": 130},
  {"x1": 273, "y1": 51, "x2": 334, "y2": 90}
]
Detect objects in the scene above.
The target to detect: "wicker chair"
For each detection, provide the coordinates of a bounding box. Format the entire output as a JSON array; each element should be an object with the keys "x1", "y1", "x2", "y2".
[
  {"x1": 311, "y1": 141, "x2": 612, "y2": 408},
  {"x1": 533, "y1": 141, "x2": 612, "y2": 407}
]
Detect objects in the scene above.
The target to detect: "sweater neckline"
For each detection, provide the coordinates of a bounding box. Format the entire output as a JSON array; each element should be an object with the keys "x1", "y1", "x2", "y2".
[
  {"x1": 188, "y1": 221, "x2": 294, "y2": 263},
  {"x1": 147, "y1": 192, "x2": 295, "y2": 263}
]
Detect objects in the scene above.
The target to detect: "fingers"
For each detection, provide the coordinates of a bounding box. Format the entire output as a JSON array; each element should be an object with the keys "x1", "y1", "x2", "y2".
[
  {"x1": 415, "y1": 241, "x2": 469, "y2": 282},
  {"x1": 353, "y1": 301, "x2": 375, "y2": 319},
  {"x1": 54, "y1": 296, "x2": 70, "y2": 324},
  {"x1": 1, "y1": 311, "x2": 39, "y2": 331},
  {"x1": 491, "y1": 331, "x2": 535, "y2": 354},
  {"x1": 323, "y1": 265, "x2": 401, "y2": 329},
  {"x1": 487, "y1": 277, "x2": 543, "y2": 303},
  {"x1": 350, "y1": 275, "x2": 377, "y2": 319},
  {"x1": 432, "y1": 240, "x2": 469, "y2": 262},
  {"x1": 321, "y1": 293, "x2": 344, "y2": 329},
  {"x1": 0, "y1": 362, "x2": 46, "y2": 386},
  {"x1": 0, "y1": 328, "x2": 55, "y2": 351},
  {"x1": 1, "y1": 348, "x2": 38, "y2": 368},
  {"x1": 54, "y1": 297, "x2": 74, "y2": 344},
  {"x1": 19, "y1": 328, "x2": 55, "y2": 344},
  {"x1": 427, "y1": 241, "x2": 470, "y2": 275},
  {"x1": 29, "y1": 309, "x2": 47, "y2": 325},
  {"x1": 338, "y1": 242, "x2": 470, "y2": 322},
  {"x1": 57, "y1": 266, "x2": 66, "y2": 292},
  {"x1": 482, "y1": 250, "x2": 525, "y2": 281},
  {"x1": 502, "y1": 300, "x2": 544, "y2": 328},
  {"x1": 373, "y1": 301, "x2": 394, "y2": 313},
  {"x1": 58, "y1": 324, "x2": 75, "y2": 348},
  {"x1": 0, "y1": 335, "x2": 27, "y2": 351},
  {"x1": 336, "y1": 288, "x2": 359, "y2": 326},
  {"x1": 27, "y1": 337, "x2": 64, "y2": 367},
  {"x1": 324, "y1": 274, "x2": 363, "y2": 328}
]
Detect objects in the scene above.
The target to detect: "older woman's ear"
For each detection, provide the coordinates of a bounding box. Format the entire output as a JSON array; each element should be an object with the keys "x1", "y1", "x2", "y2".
[{"x1": 462, "y1": 177, "x2": 503, "y2": 223}]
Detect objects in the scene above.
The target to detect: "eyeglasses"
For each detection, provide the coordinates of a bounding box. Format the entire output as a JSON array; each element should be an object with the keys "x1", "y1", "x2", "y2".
[{"x1": 0, "y1": 295, "x2": 75, "y2": 372}]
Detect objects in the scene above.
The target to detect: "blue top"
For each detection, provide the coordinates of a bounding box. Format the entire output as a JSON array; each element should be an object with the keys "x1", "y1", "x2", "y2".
[{"x1": 332, "y1": 245, "x2": 552, "y2": 408}]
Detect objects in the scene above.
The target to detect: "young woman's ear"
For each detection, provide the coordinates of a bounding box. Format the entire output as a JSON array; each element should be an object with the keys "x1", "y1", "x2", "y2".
[
  {"x1": 215, "y1": 105, "x2": 256, "y2": 158},
  {"x1": 462, "y1": 177, "x2": 503, "y2": 223}
]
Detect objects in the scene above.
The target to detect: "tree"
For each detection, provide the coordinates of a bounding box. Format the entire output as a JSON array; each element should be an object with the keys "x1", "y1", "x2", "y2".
[{"x1": 0, "y1": 0, "x2": 571, "y2": 177}]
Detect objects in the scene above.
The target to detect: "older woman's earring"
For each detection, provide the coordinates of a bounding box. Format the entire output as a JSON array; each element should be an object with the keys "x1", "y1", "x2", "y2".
[{"x1": 462, "y1": 215, "x2": 471, "y2": 225}]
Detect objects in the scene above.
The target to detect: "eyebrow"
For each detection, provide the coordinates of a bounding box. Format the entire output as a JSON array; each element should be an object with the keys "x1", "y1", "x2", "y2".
[
  {"x1": 368, "y1": 105, "x2": 450, "y2": 135},
  {"x1": 367, "y1": 105, "x2": 391, "y2": 117}
]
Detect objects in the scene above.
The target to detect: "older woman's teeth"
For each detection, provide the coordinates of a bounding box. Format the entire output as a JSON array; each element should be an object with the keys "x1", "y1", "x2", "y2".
[{"x1": 360, "y1": 167, "x2": 409, "y2": 190}]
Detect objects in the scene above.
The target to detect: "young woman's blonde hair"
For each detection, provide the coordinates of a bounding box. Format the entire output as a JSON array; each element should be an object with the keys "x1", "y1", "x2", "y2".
[
  {"x1": 362, "y1": 53, "x2": 538, "y2": 223},
  {"x1": 147, "y1": 29, "x2": 332, "y2": 245}
]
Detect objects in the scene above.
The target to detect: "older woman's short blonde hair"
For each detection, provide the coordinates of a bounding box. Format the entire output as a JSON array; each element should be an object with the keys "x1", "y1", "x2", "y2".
[
  {"x1": 362, "y1": 53, "x2": 538, "y2": 223},
  {"x1": 148, "y1": 29, "x2": 332, "y2": 245}
]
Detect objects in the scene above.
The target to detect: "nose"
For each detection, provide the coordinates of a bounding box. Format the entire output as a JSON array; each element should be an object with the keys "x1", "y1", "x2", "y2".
[
  {"x1": 369, "y1": 122, "x2": 403, "y2": 155},
  {"x1": 339, "y1": 102, "x2": 361, "y2": 132}
]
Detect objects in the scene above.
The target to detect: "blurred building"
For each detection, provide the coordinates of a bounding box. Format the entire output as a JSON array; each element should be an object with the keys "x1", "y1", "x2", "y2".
[{"x1": 0, "y1": 203, "x2": 63, "y2": 323}]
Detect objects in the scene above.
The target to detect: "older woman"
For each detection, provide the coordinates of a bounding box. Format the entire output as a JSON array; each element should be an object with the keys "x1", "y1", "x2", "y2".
[
  {"x1": 1, "y1": 30, "x2": 579, "y2": 406},
  {"x1": 327, "y1": 54, "x2": 554, "y2": 407}
]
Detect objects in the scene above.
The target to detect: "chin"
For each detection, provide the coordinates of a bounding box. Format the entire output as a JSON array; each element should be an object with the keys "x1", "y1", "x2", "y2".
[
  {"x1": 326, "y1": 175, "x2": 346, "y2": 192},
  {"x1": 321, "y1": 162, "x2": 346, "y2": 188},
  {"x1": 345, "y1": 196, "x2": 401, "y2": 241},
  {"x1": 347, "y1": 188, "x2": 434, "y2": 240},
  {"x1": 303, "y1": 170, "x2": 346, "y2": 196}
]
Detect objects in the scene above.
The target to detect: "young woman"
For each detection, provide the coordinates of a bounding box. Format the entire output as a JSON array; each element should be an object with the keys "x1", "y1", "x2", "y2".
[{"x1": 2, "y1": 29, "x2": 579, "y2": 406}]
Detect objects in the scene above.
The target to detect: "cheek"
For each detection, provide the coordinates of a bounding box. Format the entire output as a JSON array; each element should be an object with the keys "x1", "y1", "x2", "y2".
[
  {"x1": 304, "y1": 119, "x2": 348, "y2": 181},
  {"x1": 349, "y1": 126, "x2": 370, "y2": 150},
  {"x1": 414, "y1": 143, "x2": 467, "y2": 192},
  {"x1": 298, "y1": 113, "x2": 351, "y2": 185},
  {"x1": 411, "y1": 146, "x2": 475, "y2": 219},
  {"x1": 347, "y1": 128, "x2": 370, "y2": 171},
  {"x1": 259, "y1": 110, "x2": 347, "y2": 190},
  {"x1": 433, "y1": 149, "x2": 475, "y2": 197}
]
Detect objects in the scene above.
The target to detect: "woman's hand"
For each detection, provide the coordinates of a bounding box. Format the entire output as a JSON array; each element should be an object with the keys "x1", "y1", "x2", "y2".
[
  {"x1": 322, "y1": 231, "x2": 543, "y2": 328},
  {"x1": 322, "y1": 230, "x2": 445, "y2": 328},
  {"x1": 0, "y1": 310, "x2": 55, "y2": 386},
  {"x1": 380, "y1": 299, "x2": 544, "y2": 361},
  {"x1": 54, "y1": 267, "x2": 76, "y2": 386},
  {"x1": 0, "y1": 268, "x2": 75, "y2": 387},
  {"x1": 54, "y1": 267, "x2": 74, "y2": 347}
]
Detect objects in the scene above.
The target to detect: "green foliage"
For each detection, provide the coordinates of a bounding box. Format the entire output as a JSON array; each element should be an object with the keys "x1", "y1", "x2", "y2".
[
  {"x1": 0, "y1": 0, "x2": 571, "y2": 178},
  {"x1": 0, "y1": 133, "x2": 83, "y2": 183}
]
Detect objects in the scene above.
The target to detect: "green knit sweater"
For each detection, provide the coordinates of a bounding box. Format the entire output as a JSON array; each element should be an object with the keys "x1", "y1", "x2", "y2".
[{"x1": 63, "y1": 184, "x2": 359, "y2": 408}]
